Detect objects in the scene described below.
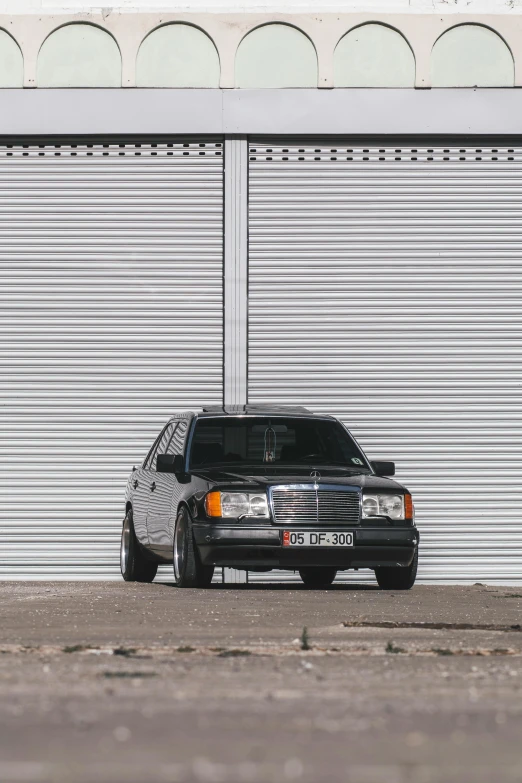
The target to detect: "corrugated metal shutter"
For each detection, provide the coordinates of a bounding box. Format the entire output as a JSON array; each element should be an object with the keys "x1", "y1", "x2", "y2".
[
  {"x1": 2, "y1": 139, "x2": 223, "y2": 579},
  {"x1": 248, "y1": 139, "x2": 522, "y2": 584}
]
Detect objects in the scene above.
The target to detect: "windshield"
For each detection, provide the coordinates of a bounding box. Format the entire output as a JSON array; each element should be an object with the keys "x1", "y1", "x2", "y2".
[{"x1": 188, "y1": 417, "x2": 370, "y2": 471}]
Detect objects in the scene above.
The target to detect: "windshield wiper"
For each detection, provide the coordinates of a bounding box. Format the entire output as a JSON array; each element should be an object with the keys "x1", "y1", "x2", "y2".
[
  {"x1": 259, "y1": 464, "x2": 371, "y2": 475},
  {"x1": 190, "y1": 462, "x2": 370, "y2": 472},
  {"x1": 278, "y1": 462, "x2": 370, "y2": 471},
  {"x1": 190, "y1": 462, "x2": 261, "y2": 470}
]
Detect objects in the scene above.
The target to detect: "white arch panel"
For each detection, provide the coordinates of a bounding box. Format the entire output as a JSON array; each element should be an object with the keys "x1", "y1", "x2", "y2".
[
  {"x1": 38, "y1": 24, "x2": 121, "y2": 88},
  {"x1": 236, "y1": 24, "x2": 317, "y2": 89},
  {"x1": 136, "y1": 24, "x2": 220, "y2": 88},
  {"x1": 0, "y1": 30, "x2": 22, "y2": 88},
  {"x1": 432, "y1": 25, "x2": 513, "y2": 88},
  {"x1": 334, "y1": 24, "x2": 414, "y2": 88}
]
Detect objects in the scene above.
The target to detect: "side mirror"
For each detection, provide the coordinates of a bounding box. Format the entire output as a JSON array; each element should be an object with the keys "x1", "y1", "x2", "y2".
[
  {"x1": 157, "y1": 453, "x2": 185, "y2": 474},
  {"x1": 370, "y1": 460, "x2": 395, "y2": 477}
]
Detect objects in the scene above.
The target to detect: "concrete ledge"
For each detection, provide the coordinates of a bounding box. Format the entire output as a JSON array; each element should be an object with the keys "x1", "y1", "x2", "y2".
[{"x1": 0, "y1": 88, "x2": 522, "y2": 136}]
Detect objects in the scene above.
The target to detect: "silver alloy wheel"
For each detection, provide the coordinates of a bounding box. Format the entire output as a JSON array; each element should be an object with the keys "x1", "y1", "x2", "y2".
[
  {"x1": 173, "y1": 514, "x2": 186, "y2": 581},
  {"x1": 120, "y1": 515, "x2": 131, "y2": 575}
]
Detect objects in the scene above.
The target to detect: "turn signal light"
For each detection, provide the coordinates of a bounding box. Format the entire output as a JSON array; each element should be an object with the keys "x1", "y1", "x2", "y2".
[
  {"x1": 404, "y1": 492, "x2": 414, "y2": 520},
  {"x1": 205, "y1": 491, "x2": 222, "y2": 517}
]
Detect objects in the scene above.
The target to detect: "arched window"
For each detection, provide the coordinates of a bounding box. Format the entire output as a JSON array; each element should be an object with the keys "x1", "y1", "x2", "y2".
[
  {"x1": 432, "y1": 25, "x2": 513, "y2": 87},
  {"x1": 136, "y1": 24, "x2": 220, "y2": 88},
  {"x1": 37, "y1": 24, "x2": 121, "y2": 88},
  {"x1": 235, "y1": 24, "x2": 317, "y2": 88},
  {"x1": 335, "y1": 24, "x2": 414, "y2": 87}
]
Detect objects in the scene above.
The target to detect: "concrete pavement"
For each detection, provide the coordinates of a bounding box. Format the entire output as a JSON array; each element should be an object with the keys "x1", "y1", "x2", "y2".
[{"x1": 0, "y1": 582, "x2": 521, "y2": 783}]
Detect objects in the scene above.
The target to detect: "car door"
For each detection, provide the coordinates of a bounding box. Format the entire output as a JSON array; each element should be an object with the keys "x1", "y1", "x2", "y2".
[
  {"x1": 133, "y1": 426, "x2": 168, "y2": 546},
  {"x1": 145, "y1": 422, "x2": 175, "y2": 554},
  {"x1": 146, "y1": 418, "x2": 190, "y2": 555}
]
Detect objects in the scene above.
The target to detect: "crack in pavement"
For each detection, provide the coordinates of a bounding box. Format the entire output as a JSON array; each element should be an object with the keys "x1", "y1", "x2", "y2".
[{"x1": 343, "y1": 621, "x2": 522, "y2": 632}]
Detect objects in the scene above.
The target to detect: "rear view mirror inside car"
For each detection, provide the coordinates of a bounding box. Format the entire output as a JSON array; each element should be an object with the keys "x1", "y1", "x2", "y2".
[{"x1": 251, "y1": 424, "x2": 288, "y2": 433}]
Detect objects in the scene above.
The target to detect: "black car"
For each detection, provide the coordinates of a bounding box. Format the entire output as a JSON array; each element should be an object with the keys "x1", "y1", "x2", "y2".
[{"x1": 121, "y1": 405, "x2": 419, "y2": 589}]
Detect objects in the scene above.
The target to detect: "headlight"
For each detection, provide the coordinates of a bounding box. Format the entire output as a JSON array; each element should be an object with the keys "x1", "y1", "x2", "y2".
[
  {"x1": 362, "y1": 496, "x2": 379, "y2": 517},
  {"x1": 362, "y1": 493, "x2": 413, "y2": 520},
  {"x1": 205, "y1": 491, "x2": 269, "y2": 519},
  {"x1": 221, "y1": 493, "x2": 249, "y2": 518}
]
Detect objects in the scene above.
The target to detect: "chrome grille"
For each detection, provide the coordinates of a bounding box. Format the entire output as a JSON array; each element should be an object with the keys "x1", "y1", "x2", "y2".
[
  {"x1": 317, "y1": 491, "x2": 360, "y2": 524},
  {"x1": 271, "y1": 486, "x2": 360, "y2": 525}
]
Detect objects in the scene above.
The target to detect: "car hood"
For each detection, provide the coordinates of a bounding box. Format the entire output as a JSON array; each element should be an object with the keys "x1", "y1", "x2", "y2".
[{"x1": 190, "y1": 467, "x2": 406, "y2": 493}]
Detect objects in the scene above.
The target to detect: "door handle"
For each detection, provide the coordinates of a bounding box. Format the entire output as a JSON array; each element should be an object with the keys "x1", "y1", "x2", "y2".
[
  {"x1": 150, "y1": 481, "x2": 156, "y2": 492},
  {"x1": 133, "y1": 480, "x2": 138, "y2": 489}
]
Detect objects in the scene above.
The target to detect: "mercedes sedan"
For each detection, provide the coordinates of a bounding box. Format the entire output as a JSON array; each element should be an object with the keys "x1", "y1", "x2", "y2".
[{"x1": 121, "y1": 405, "x2": 419, "y2": 589}]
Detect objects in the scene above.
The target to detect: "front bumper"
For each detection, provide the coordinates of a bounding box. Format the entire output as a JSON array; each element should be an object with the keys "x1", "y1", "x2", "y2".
[{"x1": 193, "y1": 523, "x2": 419, "y2": 569}]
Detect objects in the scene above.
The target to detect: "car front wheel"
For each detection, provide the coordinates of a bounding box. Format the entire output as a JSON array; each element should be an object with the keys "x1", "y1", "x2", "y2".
[
  {"x1": 374, "y1": 549, "x2": 418, "y2": 590},
  {"x1": 173, "y1": 506, "x2": 214, "y2": 588},
  {"x1": 120, "y1": 509, "x2": 158, "y2": 583}
]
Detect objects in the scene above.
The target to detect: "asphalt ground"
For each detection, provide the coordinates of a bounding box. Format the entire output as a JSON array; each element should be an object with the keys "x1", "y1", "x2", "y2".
[{"x1": 1, "y1": 582, "x2": 522, "y2": 783}]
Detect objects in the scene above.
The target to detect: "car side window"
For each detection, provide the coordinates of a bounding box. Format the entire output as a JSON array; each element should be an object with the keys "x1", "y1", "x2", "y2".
[
  {"x1": 164, "y1": 423, "x2": 179, "y2": 454},
  {"x1": 151, "y1": 424, "x2": 175, "y2": 471},
  {"x1": 167, "y1": 419, "x2": 189, "y2": 455},
  {"x1": 142, "y1": 429, "x2": 165, "y2": 470}
]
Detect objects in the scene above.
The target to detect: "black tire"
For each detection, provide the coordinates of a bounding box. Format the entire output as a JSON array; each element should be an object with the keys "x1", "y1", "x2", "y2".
[
  {"x1": 299, "y1": 567, "x2": 337, "y2": 588},
  {"x1": 120, "y1": 508, "x2": 158, "y2": 583},
  {"x1": 375, "y1": 549, "x2": 418, "y2": 590},
  {"x1": 173, "y1": 506, "x2": 214, "y2": 588}
]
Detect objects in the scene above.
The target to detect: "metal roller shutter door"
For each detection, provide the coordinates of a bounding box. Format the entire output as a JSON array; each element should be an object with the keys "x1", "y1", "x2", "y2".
[
  {"x1": 2, "y1": 139, "x2": 223, "y2": 579},
  {"x1": 248, "y1": 139, "x2": 522, "y2": 584}
]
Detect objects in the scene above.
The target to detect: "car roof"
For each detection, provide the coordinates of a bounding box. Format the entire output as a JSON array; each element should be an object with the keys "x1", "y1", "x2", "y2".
[
  {"x1": 165, "y1": 405, "x2": 337, "y2": 422},
  {"x1": 196, "y1": 405, "x2": 335, "y2": 419}
]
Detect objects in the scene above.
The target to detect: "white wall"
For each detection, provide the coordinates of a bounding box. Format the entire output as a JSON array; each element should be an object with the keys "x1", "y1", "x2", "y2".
[
  {"x1": 2, "y1": 0, "x2": 522, "y2": 13},
  {"x1": 1, "y1": 6, "x2": 522, "y2": 89}
]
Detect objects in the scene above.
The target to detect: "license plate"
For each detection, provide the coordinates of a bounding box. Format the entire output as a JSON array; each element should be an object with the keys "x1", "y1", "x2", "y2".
[{"x1": 283, "y1": 531, "x2": 354, "y2": 547}]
